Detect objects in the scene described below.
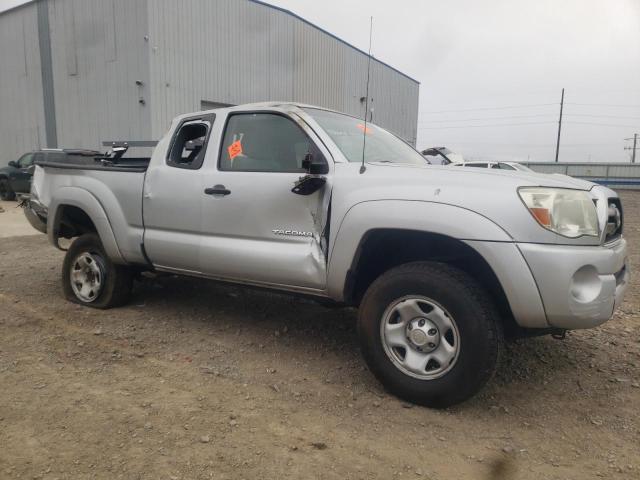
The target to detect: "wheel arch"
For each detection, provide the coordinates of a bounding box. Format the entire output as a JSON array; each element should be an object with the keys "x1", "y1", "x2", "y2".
[
  {"x1": 327, "y1": 200, "x2": 526, "y2": 333},
  {"x1": 343, "y1": 228, "x2": 518, "y2": 329},
  {"x1": 49, "y1": 187, "x2": 125, "y2": 264}
]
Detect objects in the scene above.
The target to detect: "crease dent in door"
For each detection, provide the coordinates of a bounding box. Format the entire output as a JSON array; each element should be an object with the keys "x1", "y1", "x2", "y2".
[{"x1": 306, "y1": 184, "x2": 332, "y2": 284}]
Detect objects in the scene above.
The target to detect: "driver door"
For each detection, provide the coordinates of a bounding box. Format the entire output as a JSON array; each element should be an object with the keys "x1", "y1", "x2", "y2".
[{"x1": 197, "y1": 111, "x2": 332, "y2": 291}]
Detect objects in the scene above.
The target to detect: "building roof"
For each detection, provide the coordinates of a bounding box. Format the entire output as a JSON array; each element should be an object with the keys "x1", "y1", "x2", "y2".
[
  {"x1": 249, "y1": 0, "x2": 419, "y2": 84},
  {"x1": 1, "y1": 0, "x2": 418, "y2": 84},
  {"x1": 0, "y1": 0, "x2": 31, "y2": 14}
]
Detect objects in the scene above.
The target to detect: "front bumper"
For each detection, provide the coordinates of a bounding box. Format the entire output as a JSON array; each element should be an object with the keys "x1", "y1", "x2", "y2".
[{"x1": 518, "y1": 238, "x2": 629, "y2": 329}]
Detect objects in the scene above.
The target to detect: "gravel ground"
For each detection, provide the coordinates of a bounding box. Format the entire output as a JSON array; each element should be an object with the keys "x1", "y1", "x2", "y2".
[{"x1": 0, "y1": 192, "x2": 639, "y2": 480}]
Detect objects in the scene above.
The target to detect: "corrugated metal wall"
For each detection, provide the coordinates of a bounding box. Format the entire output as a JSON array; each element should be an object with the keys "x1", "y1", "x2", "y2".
[
  {"x1": 0, "y1": 0, "x2": 419, "y2": 164},
  {"x1": 46, "y1": 0, "x2": 151, "y2": 151},
  {"x1": 0, "y1": 2, "x2": 46, "y2": 162},
  {"x1": 146, "y1": 0, "x2": 419, "y2": 143}
]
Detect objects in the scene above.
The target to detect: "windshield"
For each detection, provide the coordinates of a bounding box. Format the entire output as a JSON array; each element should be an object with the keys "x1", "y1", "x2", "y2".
[
  {"x1": 303, "y1": 108, "x2": 427, "y2": 166},
  {"x1": 512, "y1": 163, "x2": 534, "y2": 172}
]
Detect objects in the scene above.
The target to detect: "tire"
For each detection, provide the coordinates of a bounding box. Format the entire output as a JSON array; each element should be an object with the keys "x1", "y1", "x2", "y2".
[
  {"x1": 358, "y1": 261, "x2": 502, "y2": 408},
  {"x1": 62, "y1": 233, "x2": 133, "y2": 309},
  {"x1": 0, "y1": 178, "x2": 16, "y2": 201}
]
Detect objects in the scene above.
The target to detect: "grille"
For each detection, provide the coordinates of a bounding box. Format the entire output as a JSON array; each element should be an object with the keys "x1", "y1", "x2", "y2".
[{"x1": 605, "y1": 198, "x2": 623, "y2": 243}]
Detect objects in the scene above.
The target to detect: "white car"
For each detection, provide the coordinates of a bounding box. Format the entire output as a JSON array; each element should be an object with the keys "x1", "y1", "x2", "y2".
[
  {"x1": 452, "y1": 160, "x2": 534, "y2": 172},
  {"x1": 420, "y1": 147, "x2": 464, "y2": 165}
]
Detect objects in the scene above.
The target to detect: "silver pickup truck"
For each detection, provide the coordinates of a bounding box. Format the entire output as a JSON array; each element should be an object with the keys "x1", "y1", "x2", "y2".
[{"x1": 24, "y1": 102, "x2": 629, "y2": 407}]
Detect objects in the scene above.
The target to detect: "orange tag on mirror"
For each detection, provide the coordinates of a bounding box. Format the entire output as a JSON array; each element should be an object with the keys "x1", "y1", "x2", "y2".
[{"x1": 228, "y1": 140, "x2": 243, "y2": 159}]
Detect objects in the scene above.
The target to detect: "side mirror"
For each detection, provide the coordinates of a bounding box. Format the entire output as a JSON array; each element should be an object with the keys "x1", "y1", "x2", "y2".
[
  {"x1": 293, "y1": 153, "x2": 328, "y2": 195},
  {"x1": 292, "y1": 175, "x2": 326, "y2": 196},
  {"x1": 8, "y1": 160, "x2": 18, "y2": 168},
  {"x1": 301, "y1": 153, "x2": 328, "y2": 175}
]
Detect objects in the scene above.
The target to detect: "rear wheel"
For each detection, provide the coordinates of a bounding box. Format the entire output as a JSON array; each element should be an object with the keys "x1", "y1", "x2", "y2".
[
  {"x1": 358, "y1": 261, "x2": 502, "y2": 408},
  {"x1": 0, "y1": 178, "x2": 15, "y2": 200},
  {"x1": 62, "y1": 233, "x2": 133, "y2": 309}
]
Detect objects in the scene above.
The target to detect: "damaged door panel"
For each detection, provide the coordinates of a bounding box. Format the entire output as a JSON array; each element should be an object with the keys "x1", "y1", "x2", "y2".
[
  {"x1": 197, "y1": 111, "x2": 332, "y2": 290},
  {"x1": 197, "y1": 171, "x2": 330, "y2": 289}
]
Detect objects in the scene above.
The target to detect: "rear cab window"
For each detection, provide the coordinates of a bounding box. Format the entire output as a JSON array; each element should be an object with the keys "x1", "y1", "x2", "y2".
[{"x1": 167, "y1": 114, "x2": 215, "y2": 170}]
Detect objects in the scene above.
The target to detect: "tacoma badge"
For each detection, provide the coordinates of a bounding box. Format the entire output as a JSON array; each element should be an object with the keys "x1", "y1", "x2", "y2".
[{"x1": 272, "y1": 229, "x2": 314, "y2": 237}]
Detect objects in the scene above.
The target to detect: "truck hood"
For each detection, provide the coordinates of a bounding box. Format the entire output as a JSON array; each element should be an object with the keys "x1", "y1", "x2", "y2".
[
  {"x1": 333, "y1": 162, "x2": 611, "y2": 246},
  {"x1": 369, "y1": 161, "x2": 597, "y2": 190}
]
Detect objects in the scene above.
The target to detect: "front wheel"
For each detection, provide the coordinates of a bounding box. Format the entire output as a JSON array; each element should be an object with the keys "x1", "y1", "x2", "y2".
[
  {"x1": 358, "y1": 261, "x2": 502, "y2": 408},
  {"x1": 62, "y1": 233, "x2": 133, "y2": 309}
]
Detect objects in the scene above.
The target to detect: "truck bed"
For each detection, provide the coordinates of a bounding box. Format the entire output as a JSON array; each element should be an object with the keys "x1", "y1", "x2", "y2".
[
  {"x1": 29, "y1": 157, "x2": 149, "y2": 265},
  {"x1": 36, "y1": 156, "x2": 151, "y2": 173}
]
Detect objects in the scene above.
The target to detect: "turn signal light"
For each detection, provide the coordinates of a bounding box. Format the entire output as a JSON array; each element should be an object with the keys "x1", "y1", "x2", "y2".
[{"x1": 529, "y1": 207, "x2": 551, "y2": 227}]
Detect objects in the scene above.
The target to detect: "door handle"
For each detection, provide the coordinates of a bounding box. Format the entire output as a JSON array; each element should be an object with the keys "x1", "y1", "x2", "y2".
[{"x1": 204, "y1": 185, "x2": 231, "y2": 196}]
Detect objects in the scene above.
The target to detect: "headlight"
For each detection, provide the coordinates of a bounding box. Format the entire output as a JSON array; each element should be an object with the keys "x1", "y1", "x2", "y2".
[{"x1": 518, "y1": 187, "x2": 599, "y2": 238}]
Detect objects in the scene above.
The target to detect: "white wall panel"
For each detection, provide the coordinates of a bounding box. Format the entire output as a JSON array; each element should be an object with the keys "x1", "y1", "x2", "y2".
[
  {"x1": 0, "y1": 0, "x2": 418, "y2": 164},
  {"x1": 147, "y1": 0, "x2": 419, "y2": 143},
  {"x1": 0, "y1": 2, "x2": 45, "y2": 163}
]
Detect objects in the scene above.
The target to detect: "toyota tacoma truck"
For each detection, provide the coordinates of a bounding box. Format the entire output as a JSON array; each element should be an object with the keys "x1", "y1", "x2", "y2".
[{"x1": 23, "y1": 102, "x2": 629, "y2": 407}]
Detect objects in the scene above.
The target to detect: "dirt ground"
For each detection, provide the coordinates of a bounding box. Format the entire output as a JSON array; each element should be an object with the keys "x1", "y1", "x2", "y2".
[
  {"x1": 0, "y1": 193, "x2": 639, "y2": 480},
  {"x1": 0, "y1": 200, "x2": 41, "y2": 238}
]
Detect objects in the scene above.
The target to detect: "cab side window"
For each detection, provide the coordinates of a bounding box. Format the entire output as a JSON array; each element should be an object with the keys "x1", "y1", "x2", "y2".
[
  {"x1": 167, "y1": 117, "x2": 213, "y2": 170},
  {"x1": 219, "y1": 113, "x2": 324, "y2": 173}
]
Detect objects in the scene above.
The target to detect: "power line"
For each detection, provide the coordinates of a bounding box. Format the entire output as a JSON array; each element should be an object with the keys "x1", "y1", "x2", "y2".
[
  {"x1": 419, "y1": 121, "x2": 639, "y2": 130},
  {"x1": 419, "y1": 103, "x2": 557, "y2": 115},
  {"x1": 418, "y1": 113, "x2": 640, "y2": 124},
  {"x1": 420, "y1": 102, "x2": 640, "y2": 116},
  {"x1": 565, "y1": 113, "x2": 640, "y2": 120},
  {"x1": 555, "y1": 88, "x2": 564, "y2": 162},
  {"x1": 429, "y1": 141, "x2": 619, "y2": 147},
  {"x1": 565, "y1": 102, "x2": 640, "y2": 108},
  {"x1": 418, "y1": 114, "x2": 554, "y2": 123},
  {"x1": 565, "y1": 121, "x2": 640, "y2": 128},
  {"x1": 625, "y1": 134, "x2": 639, "y2": 163},
  {"x1": 418, "y1": 113, "x2": 640, "y2": 125},
  {"x1": 418, "y1": 121, "x2": 556, "y2": 130}
]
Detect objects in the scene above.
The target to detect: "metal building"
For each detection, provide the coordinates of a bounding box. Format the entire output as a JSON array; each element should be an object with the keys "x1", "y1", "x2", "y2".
[{"x1": 0, "y1": 0, "x2": 419, "y2": 163}]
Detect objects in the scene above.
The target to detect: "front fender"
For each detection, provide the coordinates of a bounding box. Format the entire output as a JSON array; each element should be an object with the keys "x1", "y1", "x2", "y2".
[
  {"x1": 326, "y1": 200, "x2": 513, "y2": 300},
  {"x1": 48, "y1": 187, "x2": 125, "y2": 264}
]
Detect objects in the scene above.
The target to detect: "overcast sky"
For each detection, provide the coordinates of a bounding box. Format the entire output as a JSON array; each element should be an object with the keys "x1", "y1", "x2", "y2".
[
  {"x1": 269, "y1": 0, "x2": 640, "y2": 162},
  {"x1": 2, "y1": 0, "x2": 638, "y2": 162}
]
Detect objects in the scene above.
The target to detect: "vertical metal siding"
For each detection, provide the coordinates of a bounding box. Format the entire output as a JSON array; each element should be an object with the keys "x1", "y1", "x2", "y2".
[
  {"x1": 46, "y1": 0, "x2": 151, "y2": 151},
  {"x1": 0, "y1": 0, "x2": 418, "y2": 163},
  {"x1": 0, "y1": 2, "x2": 46, "y2": 162},
  {"x1": 147, "y1": 0, "x2": 419, "y2": 143}
]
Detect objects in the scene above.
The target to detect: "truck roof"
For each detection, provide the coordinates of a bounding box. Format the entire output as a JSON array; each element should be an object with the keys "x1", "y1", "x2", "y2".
[{"x1": 173, "y1": 102, "x2": 343, "y2": 123}]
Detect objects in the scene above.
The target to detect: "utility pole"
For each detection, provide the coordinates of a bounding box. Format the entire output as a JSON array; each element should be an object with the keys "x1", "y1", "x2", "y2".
[
  {"x1": 625, "y1": 133, "x2": 638, "y2": 163},
  {"x1": 554, "y1": 88, "x2": 564, "y2": 163}
]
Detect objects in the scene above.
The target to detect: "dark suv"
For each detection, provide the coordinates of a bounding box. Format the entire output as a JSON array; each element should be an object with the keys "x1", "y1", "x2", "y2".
[{"x1": 0, "y1": 149, "x2": 99, "y2": 200}]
